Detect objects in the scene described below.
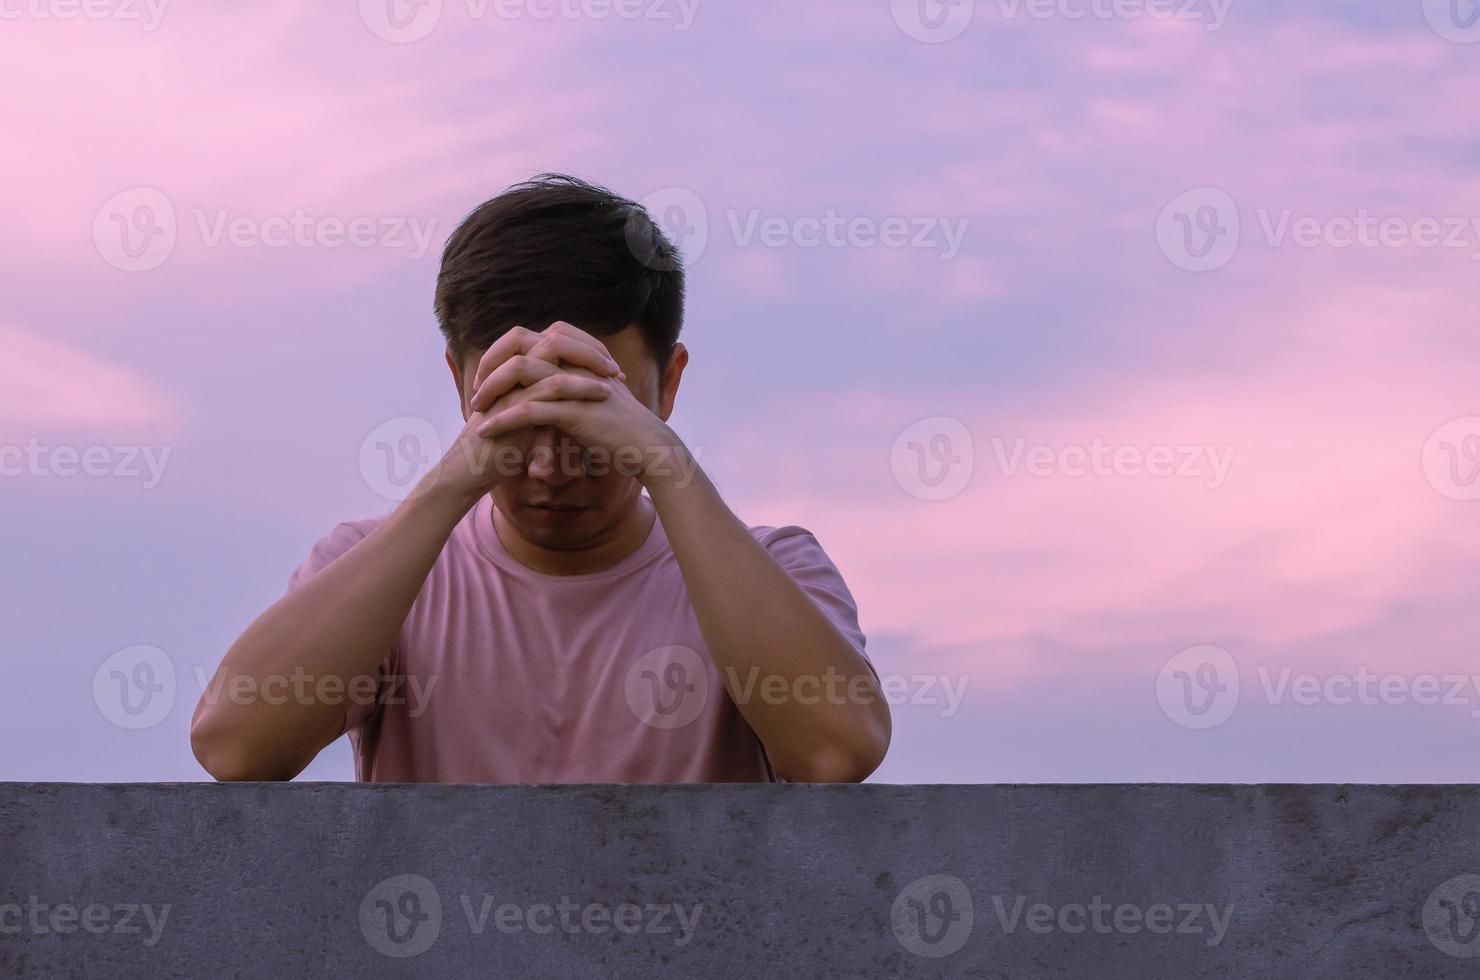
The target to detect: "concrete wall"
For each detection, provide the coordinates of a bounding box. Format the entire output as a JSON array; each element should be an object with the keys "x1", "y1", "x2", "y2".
[{"x1": 2, "y1": 784, "x2": 1478, "y2": 978}]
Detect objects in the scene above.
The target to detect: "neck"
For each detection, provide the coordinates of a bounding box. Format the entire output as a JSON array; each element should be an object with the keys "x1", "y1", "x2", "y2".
[{"x1": 492, "y1": 494, "x2": 657, "y2": 576}]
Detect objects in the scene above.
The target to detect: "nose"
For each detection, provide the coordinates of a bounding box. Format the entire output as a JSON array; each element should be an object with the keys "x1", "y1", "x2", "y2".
[{"x1": 525, "y1": 426, "x2": 579, "y2": 486}]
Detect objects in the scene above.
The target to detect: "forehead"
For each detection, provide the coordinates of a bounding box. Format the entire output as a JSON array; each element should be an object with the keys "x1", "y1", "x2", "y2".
[{"x1": 600, "y1": 326, "x2": 655, "y2": 366}]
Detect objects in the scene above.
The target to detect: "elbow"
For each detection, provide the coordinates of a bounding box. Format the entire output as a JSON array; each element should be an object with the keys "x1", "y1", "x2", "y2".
[
  {"x1": 779, "y1": 712, "x2": 892, "y2": 784},
  {"x1": 780, "y1": 744, "x2": 883, "y2": 783},
  {"x1": 190, "y1": 708, "x2": 286, "y2": 783}
]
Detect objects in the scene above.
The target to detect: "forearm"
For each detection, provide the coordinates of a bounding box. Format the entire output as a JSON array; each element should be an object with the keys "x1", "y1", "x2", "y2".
[
  {"x1": 644, "y1": 438, "x2": 891, "y2": 782},
  {"x1": 190, "y1": 478, "x2": 478, "y2": 780}
]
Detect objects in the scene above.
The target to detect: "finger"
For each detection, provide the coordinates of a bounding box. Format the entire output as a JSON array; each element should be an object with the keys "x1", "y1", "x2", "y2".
[
  {"x1": 469, "y1": 354, "x2": 558, "y2": 412},
  {"x1": 543, "y1": 321, "x2": 615, "y2": 360},
  {"x1": 473, "y1": 325, "x2": 622, "y2": 389},
  {"x1": 516, "y1": 372, "x2": 613, "y2": 406},
  {"x1": 477, "y1": 398, "x2": 579, "y2": 440},
  {"x1": 472, "y1": 325, "x2": 538, "y2": 390},
  {"x1": 475, "y1": 360, "x2": 610, "y2": 414},
  {"x1": 527, "y1": 333, "x2": 624, "y2": 379}
]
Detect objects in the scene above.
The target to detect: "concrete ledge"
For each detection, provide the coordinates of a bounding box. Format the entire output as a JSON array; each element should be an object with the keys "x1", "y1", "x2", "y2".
[{"x1": 2, "y1": 784, "x2": 1479, "y2": 977}]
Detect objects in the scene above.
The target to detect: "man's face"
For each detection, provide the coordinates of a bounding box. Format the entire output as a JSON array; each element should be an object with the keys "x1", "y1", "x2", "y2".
[{"x1": 456, "y1": 325, "x2": 674, "y2": 551}]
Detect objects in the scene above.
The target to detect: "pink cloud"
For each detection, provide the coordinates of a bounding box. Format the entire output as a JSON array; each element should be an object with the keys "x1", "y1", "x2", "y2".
[
  {"x1": 722, "y1": 264, "x2": 1480, "y2": 688},
  {"x1": 0, "y1": 4, "x2": 602, "y2": 298},
  {"x1": 0, "y1": 324, "x2": 179, "y2": 440}
]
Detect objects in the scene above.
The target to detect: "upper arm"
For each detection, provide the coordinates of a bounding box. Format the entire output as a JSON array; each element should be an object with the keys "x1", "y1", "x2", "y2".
[
  {"x1": 757, "y1": 525, "x2": 873, "y2": 673},
  {"x1": 283, "y1": 519, "x2": 396, "y2": 737}
]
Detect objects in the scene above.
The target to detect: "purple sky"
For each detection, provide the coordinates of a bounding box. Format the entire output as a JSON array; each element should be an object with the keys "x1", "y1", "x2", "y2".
[{"x1": 3, "y1": 0, "x2": 1479, "y2": 783}]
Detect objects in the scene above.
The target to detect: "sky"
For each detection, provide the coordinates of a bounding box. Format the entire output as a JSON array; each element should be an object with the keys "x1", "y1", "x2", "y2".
[{"x1": 2, "y1": 0, "x2": 1478, "y2": 783}]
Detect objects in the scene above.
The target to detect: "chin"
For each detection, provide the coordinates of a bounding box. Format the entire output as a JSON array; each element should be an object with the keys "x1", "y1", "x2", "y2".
[{"x1": 513, "y1": 503, "x2": 606, "y2": 548}]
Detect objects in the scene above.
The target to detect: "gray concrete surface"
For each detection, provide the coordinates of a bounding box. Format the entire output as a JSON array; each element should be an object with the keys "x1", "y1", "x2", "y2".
[{"x1": 1, "y1": 784, "x2": 1478, "y2": 978}]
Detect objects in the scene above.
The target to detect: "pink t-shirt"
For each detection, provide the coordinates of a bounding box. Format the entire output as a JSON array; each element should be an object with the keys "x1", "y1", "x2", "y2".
[{"x1": 286, "y1": 494, "x2": 869, "y2": 783}]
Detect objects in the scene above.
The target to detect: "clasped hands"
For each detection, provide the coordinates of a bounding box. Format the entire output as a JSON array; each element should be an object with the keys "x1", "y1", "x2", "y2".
[{"x1": 437, "y1": 321, "x2": 679, "y2": 496}]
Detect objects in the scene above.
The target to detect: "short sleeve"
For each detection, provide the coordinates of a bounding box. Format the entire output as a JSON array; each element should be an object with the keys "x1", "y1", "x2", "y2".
[
  {"x1": 287, "y1": 521, "x2": 377, "y2": 587},
  {"x1": 753, "y1": 525, "x2": 874, "y2": 675},
  {"x1": 285, "y1": 518, "x2": 393, "y2": 737}
]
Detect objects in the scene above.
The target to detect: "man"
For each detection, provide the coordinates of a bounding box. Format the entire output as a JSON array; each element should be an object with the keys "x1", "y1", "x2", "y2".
[{"x1": 190, "y1": 174, "x2": 890, "y2": 783}]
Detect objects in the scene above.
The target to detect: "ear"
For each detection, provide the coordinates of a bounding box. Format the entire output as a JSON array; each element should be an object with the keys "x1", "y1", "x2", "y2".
[
  {"x1": 656, "y1": 343, "x2": 688, "y2": 422},
  {"x1": 446, "y1": 347, "x2": 470, "y2": 420}
]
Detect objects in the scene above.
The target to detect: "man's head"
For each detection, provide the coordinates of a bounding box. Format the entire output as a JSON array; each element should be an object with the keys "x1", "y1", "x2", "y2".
[{"x1": 435, "y1": 173, "x2": 688, "y2": 551}]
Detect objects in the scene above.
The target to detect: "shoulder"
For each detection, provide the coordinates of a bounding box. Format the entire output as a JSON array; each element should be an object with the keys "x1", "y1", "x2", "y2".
[
  {"x1": 748, "y1": 523, "x2": 824, "y2": 549},
  {"x1": 308, "y1": 514, "x2": 387, "y2": 554},
  {"x1": 747, "y1": 523, "x2": 845, "y2": 572},
  {"x1": 287, "y1": 514, "x2": 389, "y2": 588},
  {"x1": 748, "y1": 522, "x2": 868, "y2": 651}
]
